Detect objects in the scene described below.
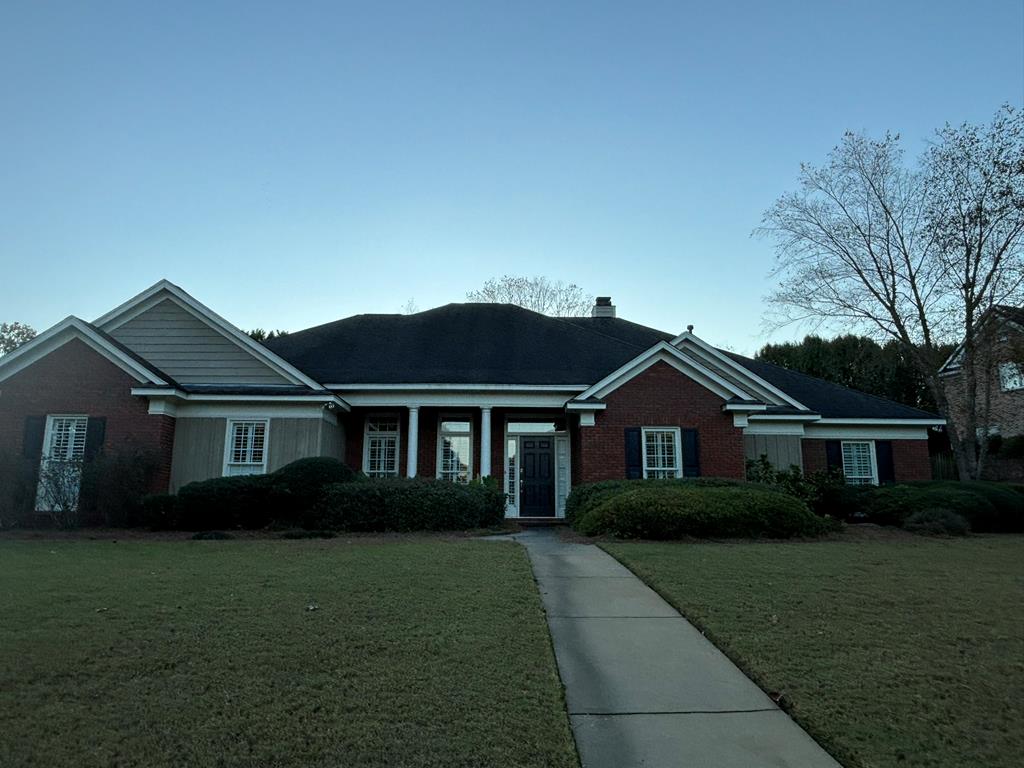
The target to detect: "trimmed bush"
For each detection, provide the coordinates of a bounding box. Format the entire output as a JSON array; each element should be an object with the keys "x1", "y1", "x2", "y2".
[
  {"x1": 78, "y1": 450, "x2": 162, "y2": 527},
  {"x1": 268, "y1": 457, "x2": 363, "y2": 519},
  {"x1": 140, "y1": 494, "x2": 179, "y2": 530},
  {"x1": 0, "y1": 450, "x2": 37, "y2": 529},
  {"x1": 175, "y1": 475, "x2": 285, "y2": 530},
  {"x1": 565, "y1": 478, "x2": 745, "y2": 526},
  {"x1": 864, "y1": 481, "x2": 1023, "y2": 532},
  {"x1": 573, "y1": 483, "x2": 832, "y2": 539},
  {"x1": 903, "y1": 508, "x2": 970, "y2": 536},
  {"x1": 311, "y1": 478, "x2": 505, "y2": 532}
]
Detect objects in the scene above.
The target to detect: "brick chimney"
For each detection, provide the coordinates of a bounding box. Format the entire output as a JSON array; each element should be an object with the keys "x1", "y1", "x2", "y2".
[{"x1": 591, "y1": 296, "x2": 616, "y2": 318}]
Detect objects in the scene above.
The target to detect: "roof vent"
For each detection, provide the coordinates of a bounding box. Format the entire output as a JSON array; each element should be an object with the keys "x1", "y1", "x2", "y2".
[{"x1": 592, "y1": 296, "x2": 616, "y2": 318}]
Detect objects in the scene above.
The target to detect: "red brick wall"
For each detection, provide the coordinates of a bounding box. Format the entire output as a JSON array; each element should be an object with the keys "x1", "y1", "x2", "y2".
[
  {"x1": 578, "y1": 361, "x2": 746, "y2": 483},
  {"x1": 801, "y1": 438, "x2": 931, "y2": 482},
  {"x1": 0, "y1": 338, "x2": 175, "y2": 493}
]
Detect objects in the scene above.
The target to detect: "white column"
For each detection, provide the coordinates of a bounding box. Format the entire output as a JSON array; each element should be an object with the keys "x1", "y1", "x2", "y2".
[
  {"x1": 480, "y1": 406, "x2": 492, "y2": 478},
  {"x1": 406, "y1": 406, "x2": 419, "y2": 478}
]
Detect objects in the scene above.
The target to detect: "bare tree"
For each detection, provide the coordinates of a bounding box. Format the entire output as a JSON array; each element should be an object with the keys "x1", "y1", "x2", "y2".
[
  {"x1": 36, "y1": 458, "x2": 83, "y2": 529},
  {"x1": 467, "y1": 275, "x2": 593, "y2": 316},
  {"x1": 401, "y1": 298, "x2": 419, "y2": 314},
  {"x1": 758, "y1": 105, "x2": 1024, "y2": 480},
  {"x1": 0, "y1": 322, "x2": 36, "y2": 355}
]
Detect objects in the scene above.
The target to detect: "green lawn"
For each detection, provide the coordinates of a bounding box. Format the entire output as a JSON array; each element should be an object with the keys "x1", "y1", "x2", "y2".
[
  {"x1": 0, "y1": 538, "x2": 578, "y2": 768},
  {"x1": 603, "y1": 534, "x2": 1024, "y2": 768}
]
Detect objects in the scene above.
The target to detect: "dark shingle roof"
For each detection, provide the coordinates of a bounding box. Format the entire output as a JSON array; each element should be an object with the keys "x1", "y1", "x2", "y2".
[
  {"x1": 266, "y1": 303, "x2": 940, "y2": 419},
  {"x1": 265, "y1": 304, "x2": 658, "y2": 385}
]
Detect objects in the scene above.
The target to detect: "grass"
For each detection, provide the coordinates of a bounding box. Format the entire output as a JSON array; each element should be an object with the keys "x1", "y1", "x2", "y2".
[
  {"x1": 0, "y1": 538, "x2": 578, "y2": 768},
  {"x1": 603, "y1": 534, "x2": 1024, "y2": 768}
]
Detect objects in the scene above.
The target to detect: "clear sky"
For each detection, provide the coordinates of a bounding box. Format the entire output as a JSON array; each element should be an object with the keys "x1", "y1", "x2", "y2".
[{"x1": 1, "y1": 1, "x2": 1022, "y2": 354}]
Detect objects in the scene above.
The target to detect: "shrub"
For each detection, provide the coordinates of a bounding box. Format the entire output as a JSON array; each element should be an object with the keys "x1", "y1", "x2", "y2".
[
  {"x1": 572, "y1": 483, "x2": 832, "y2": 539},
  {"x1": 140, "y1": 494, "x2": 179, "y2": 530},
  {"x1": 78, "y1": 450, "x2": 162, "y2": 527},
  {"x1": 565, "y1": 477, "x2": 745, "y2": 526},
  {"x1": 268, "y1": 457, "x2": 362, "y2": 519},
  {"x1": 175, "y1": 475, "x2": 286, "y2": 530},
  {"x1": 906, "y1": 481, "x2": 1023, "y2": 532},
  {"x1": 0, "y1": 451, "x2": 37, "y2": 529},
  {"x1": 903, "y1": 508, "x2": 970, "y2": 537},
  {"x1": 815, "y1": 483, "x2": 877, "y2": 521},
  {"x1": 745, "y1": 455, "x2": 848, "y2": 516},
  {"x1": 311, "y1": 478, "x2": 505, "y2": 532}
]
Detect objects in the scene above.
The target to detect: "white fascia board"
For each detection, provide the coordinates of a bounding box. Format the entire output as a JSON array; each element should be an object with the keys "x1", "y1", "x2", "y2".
[
  {"x1": 743, "y1": 422, "x2": 807, "y2": 436},
  {"x1": 94, "y1": 280, "x2": 327, "y2": 391},
  {"x1": 804, "y1": 423, "x2": 931, "y2": 440},
  {"x1": 670, "y1": 331, "x2": 811, "y2": 411},
  {"x1": 722, "y1": 403, "x2": 768, "y2": 412},
  {"x1": 340, "y1": 391, "x2": 573, "y2": 409},
  {"x1": 565, "y1": 402, "x2": 607, "y2": 411},
  {"x1": 577, "y1": 342, "x2": 752, "y2": 402},
  {"x1": 0, "y1": 317, "x2": 168, "y2": 386},
  {"x1": 815, "y1": 417, "x2": 946, "y2": 426},
  {"x1": 747, "y1": 413, "x2": 821, "y2": 423},
  {"x1": 326, "y1": 383, "x2": 590, "y2": 392},
  {"x1": 132, "y1": 388, "x2": 350, "y2": 411},
  {"x1": 149, "y1": 401, "x2": 339, "y2": 423}
]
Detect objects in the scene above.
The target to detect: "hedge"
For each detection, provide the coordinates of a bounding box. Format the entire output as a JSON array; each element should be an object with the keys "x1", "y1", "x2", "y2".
[
  {"x1": 310, "y1": 477, "x2": 505, "y2": 532},
  {"x1": 571, "y1": 482, "x2": 832, "y2": 539},
  {"x1": 565, "y1": 478, "x2": 746, "y2": 526},
  {"x1": 148, "y1": 457, "x2": 363, "y2": 531}
]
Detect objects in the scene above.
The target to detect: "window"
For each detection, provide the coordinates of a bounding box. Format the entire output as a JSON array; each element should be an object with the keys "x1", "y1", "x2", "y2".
[
  {"x1": 364, "y1": 417, "x2": 400, "y2": 477},
  {"x1": 999, "y1": 362, "x2": 1023, "y2": 392},
  {"x1": 641, "y1": 427, "x2": 681, "y2": 479},
  {"x1": 37, "y1": 415, "x2": 89, "y2": 512},
  {"x1": 841, "y1": 441, "x2": 876, "y2": 485},
  {"x1": 438, "y1": 419, "x2": 472, "y2": 483},
  {"x1": 224, "y1": 420, "x2": 268, "y2": 476}
]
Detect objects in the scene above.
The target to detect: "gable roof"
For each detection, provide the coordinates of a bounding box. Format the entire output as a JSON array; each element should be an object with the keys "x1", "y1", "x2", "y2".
[
  {"x1": 0, "y1": 317, "x2": 172, "y2": 386},
  {"x1": 94, "y1": 279, "x2": 327, "y2": 390}
]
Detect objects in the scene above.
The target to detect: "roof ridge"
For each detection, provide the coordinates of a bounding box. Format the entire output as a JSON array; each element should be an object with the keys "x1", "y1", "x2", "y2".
[{"x1": 548, "y1": 315, "x2": 665, "y2": 352}]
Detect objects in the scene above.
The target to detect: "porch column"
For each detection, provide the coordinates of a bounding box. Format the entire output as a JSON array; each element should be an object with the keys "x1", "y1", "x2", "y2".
[
  {"x1": 480, "y1": 407, "x2": 492, "y2": 478},
  {"x1": 406, "y1": 406, "x2": 419, "y2": 477}
]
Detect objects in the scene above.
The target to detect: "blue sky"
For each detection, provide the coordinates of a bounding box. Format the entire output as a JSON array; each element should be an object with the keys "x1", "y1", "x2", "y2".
[{"x1": 1, "y1": 1, "x2": 1021, "y2": 354}]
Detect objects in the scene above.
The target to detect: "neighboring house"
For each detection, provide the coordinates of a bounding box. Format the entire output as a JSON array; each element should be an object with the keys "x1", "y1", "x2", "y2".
[
  {"x1": 940, "y1": 304, "x2": 1024, "y2": 481},
  {"x1": 0, "y1": 281, "x2": 943, "y2": 519}
]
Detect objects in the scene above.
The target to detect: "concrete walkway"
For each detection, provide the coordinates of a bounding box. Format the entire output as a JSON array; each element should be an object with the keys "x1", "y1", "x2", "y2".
[{"x1": 513, "y1": 528, "x2": 842, "y2": 768}]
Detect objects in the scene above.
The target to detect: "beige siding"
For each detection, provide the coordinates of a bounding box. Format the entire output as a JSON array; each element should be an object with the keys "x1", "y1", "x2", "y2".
[
  {"x1": 110, "y1": 298, "x2": 290, "y2": 385},
  {"x1": 170, "y1": 418, "x2": 227, "y2": 491},
  {"x1": 744, "y1": 434, "x2": 804, "y2": 471},
  {"x1": 267, "y1": 418, "x2": 321, "y2": 472},
  {"x1": 319, "y1": 420, "x2": 346, "y2": 461}
]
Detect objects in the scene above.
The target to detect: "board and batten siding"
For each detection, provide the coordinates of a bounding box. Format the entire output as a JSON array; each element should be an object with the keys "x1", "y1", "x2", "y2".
[
  {"x1": 110, "y1": 298, "x2": 290, "y2": 385},
  {"x1": 743, "y1": 434, "x2": 803, "y2": 471},
  {"x1": 169, "y1": 416, "x2": 346, "y2": 491}
]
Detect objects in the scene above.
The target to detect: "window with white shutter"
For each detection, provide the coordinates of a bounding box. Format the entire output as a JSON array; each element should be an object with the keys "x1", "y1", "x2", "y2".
[
  {"x1": 641, "y1": 427, "x2": 682, "y2": 479},
  {"x1": 364, "y1": 417, "x2": 400, "y2": 477},
  {"x1": 224, "y1": 420, "x2": 269, "y2": 476},
  {"x1": 841, "y1": 441, "x2": 877, "y2": 485}
]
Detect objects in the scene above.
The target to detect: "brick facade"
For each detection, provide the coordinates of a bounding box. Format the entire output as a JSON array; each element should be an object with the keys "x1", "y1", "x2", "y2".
[
  {"x1": 802, "y1": 438, "x2": 931, "y2": 482},
  {"x1": 943, "y1": 327, "x2": 1024, "y2": 439},
  {"x1": 0, "y1": 338, "x2": 176, "y2": 493},
  {"x1": 576, "y1": 361, "x2": 746, "y2": 484}
]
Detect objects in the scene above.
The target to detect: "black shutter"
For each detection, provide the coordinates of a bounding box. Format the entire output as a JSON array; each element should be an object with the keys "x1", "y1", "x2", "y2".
[
  {"x1": 875, "y1": 440, "x2": 895, "y2": 485},
  {"x1": 624, "y1": 427, "x2": 642, "y2": 479},
  {"x1": 825, "y1": 440, "x2": 842, "y2": 472},
  {"x1": 84, "y1": 417, "x2": 106, "y2": 461},
  {"x1": 22, "y1": 416, "x2": 45, "y2": 460},
  {"x1": 682, "y1": 429, "x2": 701, "y2": 478}
]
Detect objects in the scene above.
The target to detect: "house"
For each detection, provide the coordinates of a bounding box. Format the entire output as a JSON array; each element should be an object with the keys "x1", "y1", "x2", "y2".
[
  {"x1": 940, "y1": 304, "x2": 1024, "y2": 481},
  {"x1": 0, "y1": 281, "x2": 944, "y2": 518}
]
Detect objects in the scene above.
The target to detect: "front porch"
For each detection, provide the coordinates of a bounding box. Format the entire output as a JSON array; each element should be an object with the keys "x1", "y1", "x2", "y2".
[{"x1": 341, "y1": 404, "x2": 579, "y2": 519}]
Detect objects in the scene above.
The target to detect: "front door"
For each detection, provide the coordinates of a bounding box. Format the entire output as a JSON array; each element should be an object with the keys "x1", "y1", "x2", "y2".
[{"x1": 520, "y1": 438, "x2": 555, "y2": 517}]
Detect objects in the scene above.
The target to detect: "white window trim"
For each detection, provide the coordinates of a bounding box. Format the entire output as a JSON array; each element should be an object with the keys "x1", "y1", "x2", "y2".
[
  {"x1": 362, "y1": 414, "x2": 402, "y2": 478},
  {"x1": 41, "y1": 414, "x2": 90, "y2": 463},
  {"x1": 641, "y1": 427, "x2": 683, "y2": 479},
  {"x1": 998, "y1": 362, "x2": 1024, "y2": 392},
  {"x1": 436, "y1": 416, "x2": 474, "y2": 483},
  {"x1": 840, "y1": 439, "x2": 878, "y2": 486},
  {"x1": 222, "y1": 418, "x2": 270, "y2": 476}
]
